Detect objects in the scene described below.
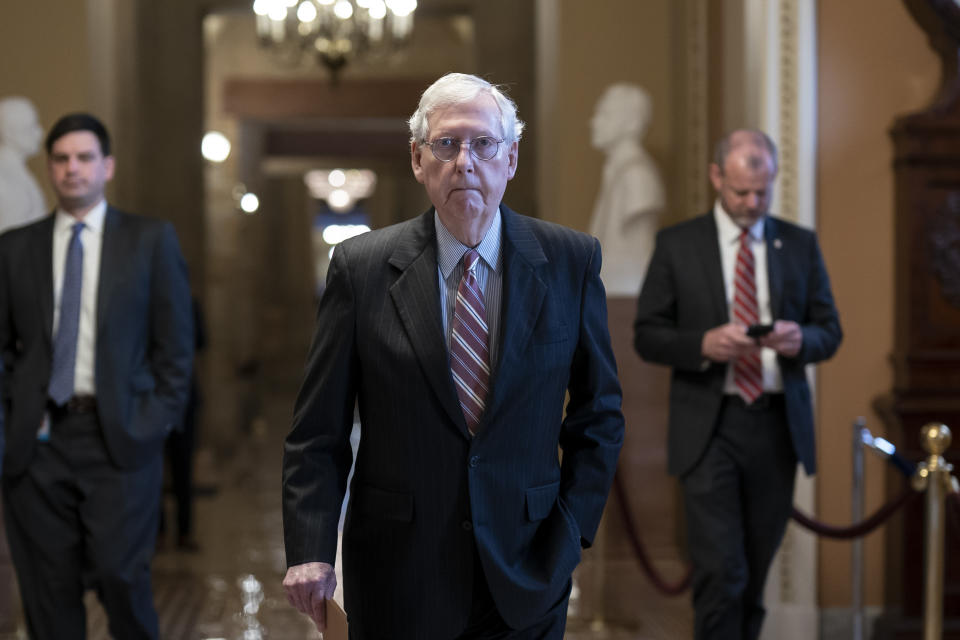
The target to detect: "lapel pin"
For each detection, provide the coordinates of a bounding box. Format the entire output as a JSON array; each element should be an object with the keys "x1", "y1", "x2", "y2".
[{"x1": 774, "y1": 238, "x2": 782, "y2": 249}]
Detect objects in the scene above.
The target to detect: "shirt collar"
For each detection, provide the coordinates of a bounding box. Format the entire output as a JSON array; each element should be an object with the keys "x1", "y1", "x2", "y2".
[
  {"x1": 713, "y1": 199, "x2": 765, "y2": 245},
  {"x1": 435, "y1": 207, "x2": 503, "y2": 278},
  {"x1": 55, "y1": 199, "x2": 107, "y2": 235}
]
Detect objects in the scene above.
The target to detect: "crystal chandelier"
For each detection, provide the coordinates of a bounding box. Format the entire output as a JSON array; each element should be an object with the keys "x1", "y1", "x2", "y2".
[{"x1": 253, "y1": 0, "x2": 417, "y2": 78}]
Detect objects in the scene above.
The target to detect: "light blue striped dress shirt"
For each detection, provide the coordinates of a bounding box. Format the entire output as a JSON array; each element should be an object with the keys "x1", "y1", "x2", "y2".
[{"x1": 435, "y1": 208, "x2": 503, "y2": 370}]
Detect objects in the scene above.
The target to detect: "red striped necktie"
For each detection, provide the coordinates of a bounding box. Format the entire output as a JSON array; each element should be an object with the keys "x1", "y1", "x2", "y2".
[
  {"x1": 732, "y1": 230, "x2": 763, "y2": 404},
  {"x1": 450, "y1": 250, "x2": 490, "y2": 435}
]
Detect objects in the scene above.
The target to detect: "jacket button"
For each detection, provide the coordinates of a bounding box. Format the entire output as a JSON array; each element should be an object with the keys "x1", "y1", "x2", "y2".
[
  {"x1": 461, "y1": 520, "x2": 473, "y2": 531},
  {"x1": 469, "y1": 455, "x2": 480, "y2": 468}
]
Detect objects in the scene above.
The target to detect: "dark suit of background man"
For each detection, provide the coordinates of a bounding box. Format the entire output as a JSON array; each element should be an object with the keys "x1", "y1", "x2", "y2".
[
  {"x1": 282, "y1": 72, "x2": 625, "y2": 640},
  {"x1": 634, "y1": 129, "x2": 841, "y2": 640},
  {"x1": 0, "y1": 113, "x2": 194, "y2": 639}
]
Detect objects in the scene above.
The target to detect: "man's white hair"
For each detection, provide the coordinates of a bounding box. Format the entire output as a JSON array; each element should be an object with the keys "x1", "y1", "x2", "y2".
[{"x1": 408, "y1": 73, "x2": 525, "y2": 144}]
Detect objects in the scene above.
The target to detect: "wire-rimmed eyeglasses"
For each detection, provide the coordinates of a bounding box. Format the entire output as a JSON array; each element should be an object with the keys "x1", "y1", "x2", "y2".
[{"x1": 422, "y1": 136, "x2": 504, "y2": 162}]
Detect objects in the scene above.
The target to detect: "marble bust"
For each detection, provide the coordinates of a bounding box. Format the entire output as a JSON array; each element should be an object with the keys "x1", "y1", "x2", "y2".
[
  {"x1": 588, "y1": 83, "x2": 665, "y2": 296},
  {"x1": 0, "y1": 97, "x2": 46, "y2": 231}
]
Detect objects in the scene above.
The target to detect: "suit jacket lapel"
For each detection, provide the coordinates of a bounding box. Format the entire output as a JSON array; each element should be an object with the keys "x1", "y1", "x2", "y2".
[
  {"x1": 388, "y1": 211, "x2": 469, "y2": 437},
  {"x1": 482, "y1": 206, "x2": 547, "y2": 426},
  {"x1": 697, "y1": 213, "x2": 728, "y2": 324},
  {"x1": 764, "y1": 216, "x2": 784, "y2": 318},
  {"x1": 96, "y1": 207, "x2": 123, "y2": 334},
  {"x1": 36, "y1": 215, "x2": 56, "y2": 343}
]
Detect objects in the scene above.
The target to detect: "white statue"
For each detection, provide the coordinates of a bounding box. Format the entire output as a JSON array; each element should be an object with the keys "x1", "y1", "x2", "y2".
[
  {"x1": 589, "y1": 83, "x2": 665, "y2": 296},
  {"x1": 0, "y1": 97, "x2": 46, "y2": 231}
]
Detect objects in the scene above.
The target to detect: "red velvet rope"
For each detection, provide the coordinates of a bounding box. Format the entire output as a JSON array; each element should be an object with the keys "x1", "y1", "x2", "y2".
[
  {"x1": 612, "y1": 469, "x2": 922, "y2": 596},
  {"x1": 789, "y1": 487, "x2": 919, "y2": 539},
  {"x1": 612, "y1": 470, "x2": 692, "y2": 596}
]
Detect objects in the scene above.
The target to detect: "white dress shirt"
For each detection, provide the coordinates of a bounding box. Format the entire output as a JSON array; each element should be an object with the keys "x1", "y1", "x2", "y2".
[
  {"x1": 52, "y1": 200, "x2": 105, "y2": 396},
  {"x1": 713, "y1": 202, "x2": 783, "y2": 393}
]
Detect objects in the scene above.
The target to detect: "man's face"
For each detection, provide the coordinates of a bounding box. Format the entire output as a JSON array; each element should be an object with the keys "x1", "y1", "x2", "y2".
[
  {"x1": 411, "y1": 94, "x2": 518, "y2": 232},
  {"x1": 709, "y1": 145, "x2": 776, "y2": 228},
  {"x1": 47, "y1": 131, "x2": 114, "y2": 214}
]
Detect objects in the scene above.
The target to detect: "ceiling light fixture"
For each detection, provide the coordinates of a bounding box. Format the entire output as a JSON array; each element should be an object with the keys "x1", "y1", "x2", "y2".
[{"x1": 252, "y1": 0, "x2": 417, "y2": 80}]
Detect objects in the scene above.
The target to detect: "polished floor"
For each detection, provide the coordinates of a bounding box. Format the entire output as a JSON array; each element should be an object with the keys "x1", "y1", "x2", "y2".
[{"x1": 0, "y1": 380, "x2": 693, "y2": 639}]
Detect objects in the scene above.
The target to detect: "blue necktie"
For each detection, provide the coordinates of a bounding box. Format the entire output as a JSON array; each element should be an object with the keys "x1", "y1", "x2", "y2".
[{"x1": 49, "y1": 222, "x2": 84, "y2": 406}]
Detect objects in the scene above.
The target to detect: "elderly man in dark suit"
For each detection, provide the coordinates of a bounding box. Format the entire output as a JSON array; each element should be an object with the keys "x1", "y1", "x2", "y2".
[
  {"x1": 634, "y1": 129, "x2": 842, "y2": 639},
  {"x1": 282, "y1": 72, "x2": 625, "y2": 639},
  {"x1": 0, "y1": 113, "x2": 194, "y2": 639}
]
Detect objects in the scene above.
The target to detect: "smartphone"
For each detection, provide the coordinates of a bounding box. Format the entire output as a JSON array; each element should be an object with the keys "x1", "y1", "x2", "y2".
[{"x1": 746, "y1": 323, "x2": 774, "y2": 338}]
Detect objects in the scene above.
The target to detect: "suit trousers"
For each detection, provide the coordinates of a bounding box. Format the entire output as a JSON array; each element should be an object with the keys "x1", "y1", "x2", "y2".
[
  {"x1": 2, "y1": 410, "x2": 162, "y2": 640},
  {"x1": 681, "y1": 394, "x2": 797, "y2": 640},
  {"x1": 346, "y1": 543, "x2": 570, "y2": 640},
  {"x1": 161, "y1": 383, "x2": 199, "y2": 541},
  {"x1": 454, "y1": 544, "x2": 570, "y2": 640}
]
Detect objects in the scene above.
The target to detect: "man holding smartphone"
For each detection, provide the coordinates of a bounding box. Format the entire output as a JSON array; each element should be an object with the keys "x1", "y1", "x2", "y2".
[{"x1": 633, "y1": 129, "x2": 842, "y2": 640}]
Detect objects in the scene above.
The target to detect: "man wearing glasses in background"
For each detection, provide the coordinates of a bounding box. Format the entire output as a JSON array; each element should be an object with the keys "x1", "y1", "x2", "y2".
[{"x1": 282, "y1": 72, "x2": 624, "y2": 639}]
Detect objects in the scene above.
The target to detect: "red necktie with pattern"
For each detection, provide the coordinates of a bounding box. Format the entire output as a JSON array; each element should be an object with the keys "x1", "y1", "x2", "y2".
[
  {"x1": 732, "y1": 230, "x2": 763, "y2": 403},
  {"x1": 449, "y1": 250, "x2": 490, "y2": 435}
]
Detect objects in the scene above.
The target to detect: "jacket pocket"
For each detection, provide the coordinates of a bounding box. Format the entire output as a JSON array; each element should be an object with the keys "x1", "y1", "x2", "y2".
[
  {"x1": 352, "y1": 483, "x2": 414, "y2": 522},
  {"x1": 525, "y1": 481, "x2": 560, "y2": 522},
  {"x1": 531, "y1": 324, "x2": 570, "y2": 345}
]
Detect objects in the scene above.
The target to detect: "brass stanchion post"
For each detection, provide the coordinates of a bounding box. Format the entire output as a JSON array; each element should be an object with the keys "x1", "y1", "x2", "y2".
[
  {"x1": 910, "y1": 423, "x2": 957, "y2": 640},
  {"x1": 851, "y1": 417, "x2": 866, "y2": 640}
]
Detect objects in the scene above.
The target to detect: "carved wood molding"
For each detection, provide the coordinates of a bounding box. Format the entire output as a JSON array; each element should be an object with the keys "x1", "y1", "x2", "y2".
[
  {"x1": 928, "y1": 190, "x2": 960, "y2": 308},
  {"x1": 903, "y1": 0, "x2": 960, "y2": 113},
  {"x1": 883, "y1": 2, "x2": 960, "y2": 629}
]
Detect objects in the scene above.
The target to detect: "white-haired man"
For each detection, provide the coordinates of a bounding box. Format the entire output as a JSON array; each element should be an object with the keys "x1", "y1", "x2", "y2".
[{"x1": 282, "y1": 72, "x2": 624, "y2": 639}]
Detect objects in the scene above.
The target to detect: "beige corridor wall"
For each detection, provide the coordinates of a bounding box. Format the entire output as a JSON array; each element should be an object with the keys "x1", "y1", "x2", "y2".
[
  {"x1": 0, "y1": 0, "x2": 93, "y2": 208},
  {"x1": 816, "y1": 0, "x2": 938, "y2": 607}
]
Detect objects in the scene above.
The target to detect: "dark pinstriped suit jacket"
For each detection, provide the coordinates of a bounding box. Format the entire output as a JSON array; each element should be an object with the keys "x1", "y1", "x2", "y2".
[
  {"x1": 283, "y1": 205, "x2": 624, "y2": 638},
  {"x1": 633, "y1": 212, "x2": 842, "y2": 477},
  {"x1": 0, "y1": 207, "x2": 194, "y2": 476}
]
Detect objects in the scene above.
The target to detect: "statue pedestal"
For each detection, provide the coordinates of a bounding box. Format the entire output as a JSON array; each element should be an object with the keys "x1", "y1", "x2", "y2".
[
  {"x1": 605, "y1": 296, "x2": 675, "y2": 544},
  {"x1": 579, "y1": 296, "x2": 679, "y2": 626}
]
